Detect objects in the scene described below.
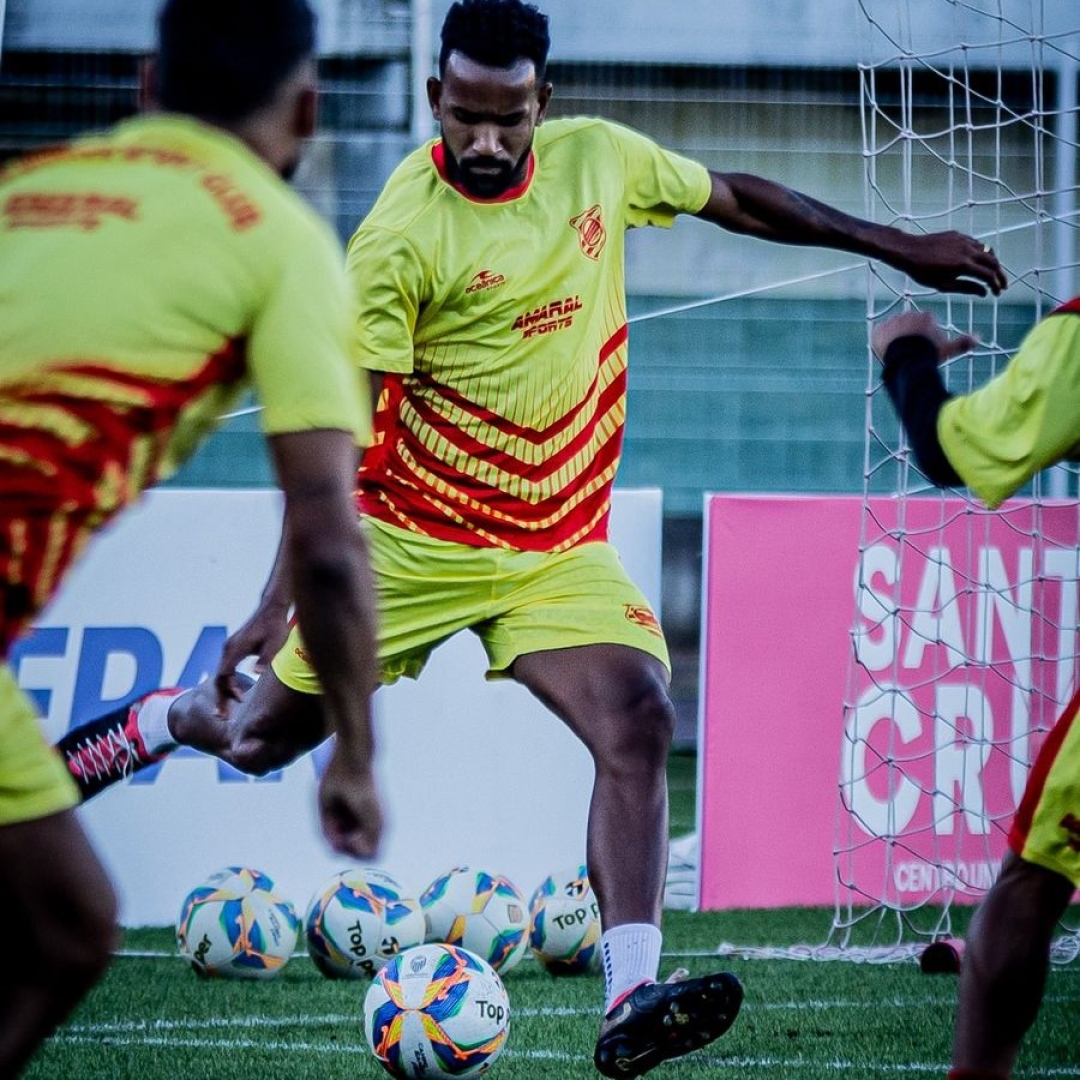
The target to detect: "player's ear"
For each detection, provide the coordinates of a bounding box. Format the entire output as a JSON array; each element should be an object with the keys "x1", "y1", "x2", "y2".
[
  {"x1": 427, "y1": 76, "x2": 443, "y2": 120},
  {"x1": 294, "y1": 84, "x2": 318, "y2": 141},
  {"x1": 138, "y1": 57, "x2": 158, "y2": 112},
  {"x1": 536, "y1": 82, "x2": 553, "y2": 125}
]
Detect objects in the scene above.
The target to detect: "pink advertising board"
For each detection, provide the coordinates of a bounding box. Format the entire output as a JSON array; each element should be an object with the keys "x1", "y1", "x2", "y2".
[{"x1": 698, "y1": 494, "x2": 1079, "y2": 910}]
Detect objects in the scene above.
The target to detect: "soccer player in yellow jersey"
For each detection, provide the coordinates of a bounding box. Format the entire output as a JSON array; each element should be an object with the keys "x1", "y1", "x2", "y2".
[
  {"x1": 0, "y1": 0, "x2": 382, "y2": 1072},
  {"x1": 57, "y1": 1, "x2": 1009, "y2": 1075},
  {"x1": 872, "y1": 308, "x2": 1079, "y2": 1080}
]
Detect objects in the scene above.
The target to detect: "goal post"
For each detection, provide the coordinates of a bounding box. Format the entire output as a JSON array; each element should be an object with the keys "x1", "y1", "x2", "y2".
[{"x1": 830, "y1": 0, "x2": 1080, "y2": 957}]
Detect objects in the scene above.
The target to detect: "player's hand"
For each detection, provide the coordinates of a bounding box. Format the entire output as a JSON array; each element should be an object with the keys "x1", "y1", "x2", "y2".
[
  {"x1": 888, "y1": 231, "x2": 1007, "y2": 297},
  {"x1": 317, "y1": 743, "x2": 383, "y2": 858},
  {"x1": 871, "y1": 310, "x2": 979, "y2": 362},
  {"x1": 213, "y1": 599, "x2": 291, "y2": 718}
]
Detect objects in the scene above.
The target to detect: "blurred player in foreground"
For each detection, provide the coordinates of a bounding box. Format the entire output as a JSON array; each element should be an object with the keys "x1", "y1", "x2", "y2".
[
  {"x1": 0, "y1": 0, "x2": 381, "y2": 1072},
  {"x1": 872, "y1": 306, "x2": 1079, "y2": 1080},
  {"x1": 58, "y1": 1, "x2": 1007, "y2": 1075}
]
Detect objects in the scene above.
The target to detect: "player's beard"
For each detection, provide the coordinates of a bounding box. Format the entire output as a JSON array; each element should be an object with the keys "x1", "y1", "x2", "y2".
[{"x1": 443, "y1": 141, "x2": 530, "y2": 199}]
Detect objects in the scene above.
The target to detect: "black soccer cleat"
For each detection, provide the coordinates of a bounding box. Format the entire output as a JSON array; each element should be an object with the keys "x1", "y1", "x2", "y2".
[
  {"x1": 56, "y1": 690, "x2": 176, "y2": 801},
  {"x1": 594, "y1": 968, "x2": 743, "y2": 1078}
]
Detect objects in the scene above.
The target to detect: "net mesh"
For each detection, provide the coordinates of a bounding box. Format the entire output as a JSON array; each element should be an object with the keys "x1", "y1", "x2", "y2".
[{"x1": 828, "y1": 0, "x2": 1079, "y2": 962}]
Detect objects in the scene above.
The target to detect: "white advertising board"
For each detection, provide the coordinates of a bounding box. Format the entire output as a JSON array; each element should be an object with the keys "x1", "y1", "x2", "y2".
[{"x1": 16, "y1": 488, "x2": 662, "y2": 926}]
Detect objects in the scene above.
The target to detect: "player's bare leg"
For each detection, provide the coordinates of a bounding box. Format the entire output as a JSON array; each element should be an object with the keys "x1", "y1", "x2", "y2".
[
  {"x1": 166, "y1": 669, "x2": 329, "y2": 776},
  {"x1": 951, "y1": 850, "x2": 1074, "y2": 1077},
  {"x1": 511, "y1": 643, "x2": 742, "y2": 1077},
  {"x1": 0, "y1": 810, "x2": 118, "y2": 1076},
  {"x1": 56, "y1": 670, "x2": 329, "y2": 801},
  {"x1": 512, "y1": 643, "x2": 671, "y2": 927}
]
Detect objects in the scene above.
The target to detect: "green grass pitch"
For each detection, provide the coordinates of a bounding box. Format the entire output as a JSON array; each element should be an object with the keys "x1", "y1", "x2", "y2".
[{"x1": 25, "y1": 755, "x2": 1080, "y2": 1079}]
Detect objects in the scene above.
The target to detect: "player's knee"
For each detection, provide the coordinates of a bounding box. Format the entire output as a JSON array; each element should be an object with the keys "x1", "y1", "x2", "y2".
[
  {"x1": 609, "y1": 676, "x2": 675, "y2": 765},
  {"x1": 228, "y1": 731, "x2": 303, "y2": 776},
  {"x1": 228, "y1": 736, "x2": 281, "y2": 776}
]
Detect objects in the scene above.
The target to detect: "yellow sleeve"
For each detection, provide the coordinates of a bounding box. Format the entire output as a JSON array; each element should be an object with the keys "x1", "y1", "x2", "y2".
[
  {"x1": 602, "y1": 121, "x2": 712, "y2": 229},
  {"x1": 249, "y1": 210, "x2": 371, "y2": 444},
  {"x1": 345, "y1": 223, "x2": 424, "y2": 374},
  {"x1": 938, "y1": 312, "x2": 1080, "y2": 508}
]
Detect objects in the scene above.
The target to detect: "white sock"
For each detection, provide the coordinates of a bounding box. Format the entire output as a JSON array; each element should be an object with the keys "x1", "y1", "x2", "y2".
[
  {"x1": 134, "y1": 690, "x2": 183, "y2": 754},
  {"x1": 601, "y1": 923, "x2": 662, "y2": 1013}
]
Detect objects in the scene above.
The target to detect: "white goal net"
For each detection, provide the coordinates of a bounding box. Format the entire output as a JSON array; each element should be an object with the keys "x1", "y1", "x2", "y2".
[{"x1": 830, "y1": 0, "x2": 1080, "y2": 960}]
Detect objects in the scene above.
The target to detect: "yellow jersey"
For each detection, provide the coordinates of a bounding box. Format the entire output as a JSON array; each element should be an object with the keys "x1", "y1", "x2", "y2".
[
  {"x1": 346, "y1": 117, "x2": 710, "y2": 551},
  {"x1": 939, "y1": 298, "x2": 1080, "y2": 508},
  {"x1": 0, "y1": 113, "x2": 369, "y2": 647}
]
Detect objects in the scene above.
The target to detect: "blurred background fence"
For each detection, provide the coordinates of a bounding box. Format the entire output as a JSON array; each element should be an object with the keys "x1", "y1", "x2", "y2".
[{"x1": 2, "y1": 0, "x2": 1074, "y2": 740}]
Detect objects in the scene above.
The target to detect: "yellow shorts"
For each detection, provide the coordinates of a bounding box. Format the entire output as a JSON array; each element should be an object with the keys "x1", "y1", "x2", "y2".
[
  {"x1": 0, "y1": 665, "x2": 79, "y2": 826},
  {"x1": 273, "y1": 517, "x2": 670, "y2": 693},
  {"x1": 1009, "y1": 687, "x2": 1080, "y2": 886}
]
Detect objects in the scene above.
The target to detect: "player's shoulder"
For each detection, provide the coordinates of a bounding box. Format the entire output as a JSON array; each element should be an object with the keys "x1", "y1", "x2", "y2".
[
  {"x1": 536, "y1": 115, "x2": 628, "y2": 150},
  {"x1": 351, "y1": 141, "x2": 451, "y2": 243}
]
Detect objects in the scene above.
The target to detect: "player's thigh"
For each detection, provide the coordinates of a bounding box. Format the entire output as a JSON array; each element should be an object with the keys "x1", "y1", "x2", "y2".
[
  {"x1": 235, "y1": 665, "x2": 329, "y2": 754},
  {"x1": 0, "y1": 808, "x2": 117, "y2": 966},
  {"x1": 512, "y1": 643, "x2": 673, "y2": 757}
]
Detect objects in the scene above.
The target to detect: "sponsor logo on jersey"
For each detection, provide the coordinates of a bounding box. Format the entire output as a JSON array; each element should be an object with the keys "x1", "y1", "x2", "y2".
[
  {"x1": 512, "y1": 295, "x2": 584, "y2": 339},
  {"x1": 569, "y1": 203, "x2": 607, "y2": 260},
  {"x1": 623, "y1": 604, "x2": 663, "y2": 636},
  {"x1": 466, "y1": 268, "x2": 507, "y2": 294}
]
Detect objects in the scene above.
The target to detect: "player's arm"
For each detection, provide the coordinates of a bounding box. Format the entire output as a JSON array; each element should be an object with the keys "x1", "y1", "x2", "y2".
[
  {"x1": 694, "y1": 171, "x2": 1007, "y2": 297},
  {"x1": 870, "y1": 312, "x2": 974, "y2": 487},
  {"x1": 212, "y1": 529, "x2": 294, "y2": 707},
  {"x1": 214, "y1": 373, "x2": 384, "y2": 707},
  {"x1": 269, "y1": 426, "x2": 382, "y2": 858},
  {"x1": 873, "y1": 308, "x2": 1080, "y2": 507}
]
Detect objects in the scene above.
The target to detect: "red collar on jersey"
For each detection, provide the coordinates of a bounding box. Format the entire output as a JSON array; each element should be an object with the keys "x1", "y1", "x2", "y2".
[{"x1": 431, "y1": 141, "x2": 535, "y2": 203}]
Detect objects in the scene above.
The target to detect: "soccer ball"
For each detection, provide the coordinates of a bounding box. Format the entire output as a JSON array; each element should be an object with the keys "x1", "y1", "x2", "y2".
[
  {"x1": 202, "y1": 865, "x2": 278, "y2": 893},
  {"x1": 363, "y1": 943, "x2": 511, "y2": 1077},
  {"x1": 305, "y1": 867, "x2": 426, "y2": 980},
  {"x1": 420, "y1": 867, "x2": 529, "y2": 974},
  {"x1": 528, "y1": 865, "x2": 602, "y2": 975},
  {"x1": 176, "y1": 866, "x2": 299, "y2": 979}
]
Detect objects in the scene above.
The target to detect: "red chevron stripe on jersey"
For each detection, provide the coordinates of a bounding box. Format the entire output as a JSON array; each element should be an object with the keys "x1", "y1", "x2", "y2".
[
  {"x1": 359, "y1": 329, "x2": 628, "y2": 551},
  {"x1": 0, "y1": 338, "x2": 245, "y2": 514}
]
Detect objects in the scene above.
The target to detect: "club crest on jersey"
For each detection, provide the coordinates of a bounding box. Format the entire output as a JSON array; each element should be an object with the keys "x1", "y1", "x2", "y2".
[
  {"x1": 569, "y1": 204, "x2": 606, "y2": 260},
  {"x1": 623, "y1": 604, "x2": 663, "y2": 636},
  {"x1": 465, "y1": 268, "x2": 506, "y2": 294}
]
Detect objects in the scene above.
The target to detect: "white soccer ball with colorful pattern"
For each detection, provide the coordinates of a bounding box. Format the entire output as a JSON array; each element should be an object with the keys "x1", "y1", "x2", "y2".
[
  {"x1": 363, "y1": 943, "x2": 511, "y2": 1078},
  {"x1": 420, "y1": 867, "x2": 529, "y2": 974},
  {"x1": 305, "y1": 867, "x2": 426, "y2": 980},
  {"x1": 176, "y1": 866, "x2": 299, "y2": 979},
  {"x1": 528, "y1": 865, "x2": 602, "y2": 975}
]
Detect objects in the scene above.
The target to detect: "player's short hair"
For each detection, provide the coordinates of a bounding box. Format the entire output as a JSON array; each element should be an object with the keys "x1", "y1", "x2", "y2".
[
  {"x1": 439, "y1": 0, "x2": 550, "y2": 79},
  {"x1": 154, "y1": 0, "x2": 317, "y2": 123}
]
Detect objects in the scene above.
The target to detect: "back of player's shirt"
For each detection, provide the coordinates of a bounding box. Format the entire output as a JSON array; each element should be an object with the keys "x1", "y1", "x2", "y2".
[
  {"x1": 0, "y1": 113, "x2": 366, "y2": 516},
  {"x1": 0, "y1": 114, "x2": 368, "y2": 645}
]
